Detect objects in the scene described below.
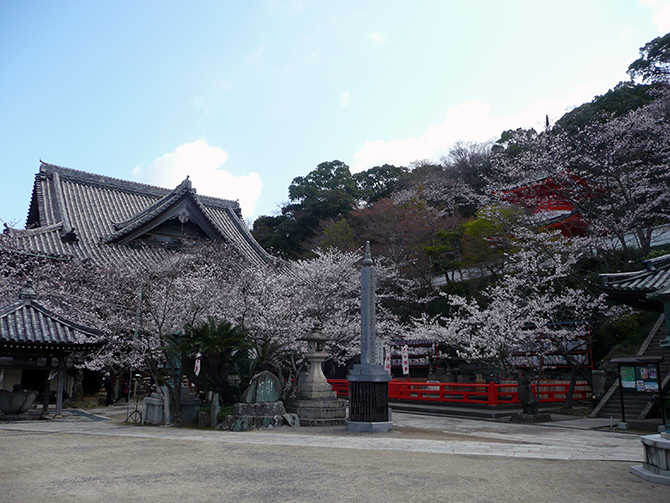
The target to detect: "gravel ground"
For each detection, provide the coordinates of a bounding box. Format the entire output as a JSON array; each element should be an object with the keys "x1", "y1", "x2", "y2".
[
  {"x1": 1, "y1": 405, "x2": 669, "y2": 502},
  {"x1": 0, "y1": 428, "x2": 668, "y2": 503}
]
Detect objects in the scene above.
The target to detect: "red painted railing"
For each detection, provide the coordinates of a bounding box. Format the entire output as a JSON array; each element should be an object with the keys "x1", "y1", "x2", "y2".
[{"x1": 327, "y1": 379, "x2": 591, "y2": 406}]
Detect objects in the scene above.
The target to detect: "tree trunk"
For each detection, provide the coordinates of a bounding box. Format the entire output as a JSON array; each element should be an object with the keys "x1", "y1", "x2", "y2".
[
  {"x1": 169, "y1": 366, "x2": 182, "y2": 425},
  {"x1": 561, "y1": 352, "x2": 594, "y2": 408},
  {"x1": 517, "y1": 371, "x2": 538, "y2": 414},
  {"x1": 71, "y1": 368, "x2": 84, "y2": 402},
  {"x1": 563, "y1": 371, "x2": 577, "y2": 409}
]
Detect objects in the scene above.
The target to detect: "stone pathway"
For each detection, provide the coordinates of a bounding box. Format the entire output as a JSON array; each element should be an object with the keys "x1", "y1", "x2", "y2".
[{"x1": 0, "y1": 407, "x2": 645, "y2": 462}]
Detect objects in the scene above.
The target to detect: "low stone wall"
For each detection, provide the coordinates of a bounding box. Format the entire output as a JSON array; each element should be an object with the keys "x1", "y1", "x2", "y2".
[{"x1": 220, "y1": 401, "x2": 299, "y2": 431}]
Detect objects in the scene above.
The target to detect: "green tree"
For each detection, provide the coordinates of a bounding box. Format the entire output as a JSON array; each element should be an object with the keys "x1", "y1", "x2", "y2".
[
  {"x1": 424, "y1": 226, "x2": 465, "y2": 283},
  {"x1": 554, "y1": 81, "x2": 653, "y2": 137},
  {"x1": 491, "y1": 128, "x2": 538, "y2": 158},
  {"x1": 306, "y1": 218, "x2": 359, "y2": 252},
  {"x1": 628, "y1": 32, "x2": 670, "y2": 83},
  {"x1": 288, "y1": 160, "x2": 358, "y2": 206},
  {"x1": 251, "y1": 214, "x2": 305, "y2": 260},
  {"x1": 253, "y1": 161, "x2": 360, "y2": 259},
  {"x1": 461, "y1": 206, "x2": 521, "y2": 277},
  {"x1": 353, "y1": 164, "x2": 408, "y2": 205}
]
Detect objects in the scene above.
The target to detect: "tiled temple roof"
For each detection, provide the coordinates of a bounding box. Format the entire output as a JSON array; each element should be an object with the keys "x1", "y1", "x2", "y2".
[
  {"x1": 599, "y1": 253, "x2": 670, "y2": 309},
  {"x1": 0, "y1": 281, "x2": 101, "y2": 352},
  {"x1": 7, "y1": 162, "x2": 272, "y2": 268}
]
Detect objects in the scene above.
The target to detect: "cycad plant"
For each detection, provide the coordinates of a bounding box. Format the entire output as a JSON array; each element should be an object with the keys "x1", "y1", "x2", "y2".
[{"x1": 181, "y1": 317, "x2": 253, "y2": 405}]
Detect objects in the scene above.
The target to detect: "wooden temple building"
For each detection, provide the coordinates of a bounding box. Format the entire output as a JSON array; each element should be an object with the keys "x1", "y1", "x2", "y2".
[
  {"x1": 11, "y1": 161, "x2": 273, "y2": 267},
  {"x1": 0, "y1": 162, "x2": 273, "y2": 413},
  {"x1": 0, "y1": 280, "x2": 101, "y2": 417},
  {"x1": 500, "y1": 174, "x2": 590, "y2": 238}
]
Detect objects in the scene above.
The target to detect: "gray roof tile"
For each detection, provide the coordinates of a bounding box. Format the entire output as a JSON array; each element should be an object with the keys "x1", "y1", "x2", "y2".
[
  {"x1": 600, "y1": 254, "x2": 670, "y2": 294},
  {"x1": 11, "y1": 162, "x2": 273, "y2": 268},
  {"x1": 0, "y1": 298, "x2": 101, "y2": 350}
]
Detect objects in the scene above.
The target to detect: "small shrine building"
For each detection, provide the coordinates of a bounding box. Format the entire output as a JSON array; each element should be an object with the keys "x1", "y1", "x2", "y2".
[{"x1": 0, "y1": 280, "x2": 101, "y2": 417}]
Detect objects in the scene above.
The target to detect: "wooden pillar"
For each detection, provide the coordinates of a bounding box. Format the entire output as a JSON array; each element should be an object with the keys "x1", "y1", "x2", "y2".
[
  {"x1": 42, "y1": 357, "x2": 52, "y2": 415},
  {"x1": 55, "y1": 356, "x2": 65, "y2": 418}
]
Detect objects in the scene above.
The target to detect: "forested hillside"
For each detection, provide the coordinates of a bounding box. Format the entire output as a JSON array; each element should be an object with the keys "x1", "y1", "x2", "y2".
[
  {"x1": 251, "y1": 33, "x2": 670, "y2": 371},
  {"x1": 252, "y1": 33, "x2": 670, "y2": 275}
]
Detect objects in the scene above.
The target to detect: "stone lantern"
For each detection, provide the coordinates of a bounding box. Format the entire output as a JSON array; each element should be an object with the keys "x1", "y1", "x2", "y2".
[
  {"x1": 285, "y1": 321, "x2": 347, "y2": 426},
  {"x1": 297, "y1": 321, "x2": 334, "y2": 400}
]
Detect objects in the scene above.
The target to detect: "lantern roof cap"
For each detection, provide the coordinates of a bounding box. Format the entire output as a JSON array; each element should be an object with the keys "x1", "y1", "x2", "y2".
[{"x1": 298, "y1": 321, "x2": 330, "y2": 342}]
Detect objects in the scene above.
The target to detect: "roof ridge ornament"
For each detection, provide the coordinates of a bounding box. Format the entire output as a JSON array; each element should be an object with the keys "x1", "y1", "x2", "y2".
[
  {"x1": 178, "y1": 176, "x2": 193, "y2": 191},
  {"x1": 19, "y1": 280, "x2": 37, "y2": 300}
]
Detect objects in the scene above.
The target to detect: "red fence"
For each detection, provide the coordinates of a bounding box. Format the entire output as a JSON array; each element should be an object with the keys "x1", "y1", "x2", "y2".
[{"x1": 327, "y1": 379, "x2": 591, "y2": 406}]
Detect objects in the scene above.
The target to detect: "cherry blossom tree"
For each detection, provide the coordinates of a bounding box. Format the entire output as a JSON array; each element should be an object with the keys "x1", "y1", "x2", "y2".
[
  {"x1": 2, "y1": 229, "x2": 420, "y2": 406},
  {"x1": 489, "y1": 89, "x2": 670, "y2": 259},
  {"x1": 229, "y1": 246, "x2": 414, "y2": 393},
  {"x1": 414, "y1": 228, "x2": 615, "y2": 411}
]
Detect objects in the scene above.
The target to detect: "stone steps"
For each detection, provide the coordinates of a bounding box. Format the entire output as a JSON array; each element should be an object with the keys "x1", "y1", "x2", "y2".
[{"x1": 596, "y1": 315, "x2": 670, "y2": 420}]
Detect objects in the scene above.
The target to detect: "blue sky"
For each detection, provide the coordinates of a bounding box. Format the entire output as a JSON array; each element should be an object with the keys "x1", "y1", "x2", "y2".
[{"x1": 1, "y1": 1, "x2": 669, "y2": 227}]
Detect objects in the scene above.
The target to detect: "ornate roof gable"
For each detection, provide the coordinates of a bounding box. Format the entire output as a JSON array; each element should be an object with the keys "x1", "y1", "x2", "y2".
[
  {"x1": 15, "y1": 162, "x2": 273, "y2": 267},
  {"x1": 104, "y1": 177, "x2": 224, "y2": 246}
]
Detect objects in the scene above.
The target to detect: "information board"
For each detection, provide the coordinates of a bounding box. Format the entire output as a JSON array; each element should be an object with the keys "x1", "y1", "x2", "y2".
[{"x1": 620, "y1": 365, "x2": 659, "y2": 392}]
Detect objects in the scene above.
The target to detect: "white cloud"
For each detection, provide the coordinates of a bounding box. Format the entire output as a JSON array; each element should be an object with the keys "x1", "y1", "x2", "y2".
[
  {"x1": 132, "y1": 140, "x2": 262, "y2": 217},
  {"x1": 653, "y1": 4, "x2": 670, "y2": 30},
  {"x1": 621, "y1": 26, "x2": 639, "y2": 37},
  {"x1": 351, "y1": 83, "x2": 601, "y2": 173},
  {"x1": 638, "y1": 0, "x2": 670, "y2": 31},
  {"x1": 339, "y1": 90, "x2": 352, "y2": 107},
  {"x1": 366, "y1": 32, "x2": 389, "y2": 47}
]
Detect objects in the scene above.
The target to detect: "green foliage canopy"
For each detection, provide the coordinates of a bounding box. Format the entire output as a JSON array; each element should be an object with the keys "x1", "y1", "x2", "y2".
[{"x1": 628, "y1": 32, "x2": 670, "y2": 83}]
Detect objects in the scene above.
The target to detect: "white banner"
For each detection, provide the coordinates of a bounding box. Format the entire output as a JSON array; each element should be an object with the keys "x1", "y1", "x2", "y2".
[
  {"x1": 401, "y1": 345, "x2": 410, "y2": 376},
  {"x1": 384, "y1": 349, "x2": 391, "y2": 374},
  {"x1": 375, "y1": 338, "x2": 384, "y2": 366},
  {"x1": 194, "y1": 353, "x2": 202, "y2": 376}
]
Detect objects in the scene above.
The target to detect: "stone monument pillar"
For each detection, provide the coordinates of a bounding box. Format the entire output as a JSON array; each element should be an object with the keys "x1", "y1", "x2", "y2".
[{"x1": 347, "y1": 242, "x2": 392, "y2": 432}]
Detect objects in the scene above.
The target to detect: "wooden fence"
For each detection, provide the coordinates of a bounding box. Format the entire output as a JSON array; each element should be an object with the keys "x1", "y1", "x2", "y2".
[{"x1": 327, "y1": 379, "x2": 591, "y2": 406}]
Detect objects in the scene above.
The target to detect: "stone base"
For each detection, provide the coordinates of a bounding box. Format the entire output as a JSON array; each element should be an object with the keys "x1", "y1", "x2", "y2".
[
  {"x1": 143, "y1": 395, "x2": 164, "y2": 425},
  {"x1": 300, "y1": 417, "x2": 347, "y2": 427},
  {"x1": 347, "y1": 420, "x2": 393, "y2": 433},
  {"x1": 220, "y1": 400, "x2": 300, "y2": 432},
  {"x1": 630, "y1": 432, "x2": 670, "y2": 485},
  {"x1": 509, "y1": 412, "x2": 552, "y2": 423},
  {"x1": 298, "y1": 382, "x2": 338, "y2": 400},
  {"x1": 0, "y1": 389, "x2": 38, "y2": 414},
  {"x1": 234, "y1": 401, "x2": 286, "y2": 416},
  {"x1": 221, "y1": 413, "x2": 300, "y2": 431},
  {"x1": 297, "y1": 389, "x2": 338, "y2": 400},
  {"x1": 285, "y1": 398, "x2": 347, "y2": 427},
  {"x1": 630, "y1": 465, "x2": 670, "y2": 485}
]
